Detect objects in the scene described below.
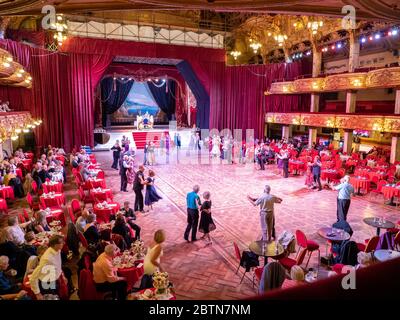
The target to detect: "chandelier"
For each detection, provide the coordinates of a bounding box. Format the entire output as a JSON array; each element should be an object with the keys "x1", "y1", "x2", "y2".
[
  {"x1": 1, "y1": 54, "x2": 13, "y2": 68},
  {"x1": 274, "y1": 34, "x2": 288, "y2": 47},
  {"x1": 230, "y1": 50, "x2": 241, "y2": 60},
  {"x1": 52, "y1": 14, "x2": 68, "y2": 47},
  {"x1": 249, "y1": 40, "x2": 262, "y2": 54},
  {"x1": 307, "y1": 19, "x2": 323, "y2": 35}
]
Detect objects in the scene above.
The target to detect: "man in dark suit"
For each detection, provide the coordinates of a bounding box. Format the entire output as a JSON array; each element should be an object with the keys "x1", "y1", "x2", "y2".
[{"x1": 133, "y1": 165, "x2": 146, "y2": 212}]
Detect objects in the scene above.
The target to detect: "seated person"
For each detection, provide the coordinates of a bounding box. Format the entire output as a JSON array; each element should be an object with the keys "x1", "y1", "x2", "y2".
[
  {"x1": 80, "y1": 164, "x2": 93, "y2": 182},
  {"x1": 281, "y1": 265, "x2": 305, "y2": 289},
  {"x1": 24, "y1": 245, "x2": 48, "y2": 278},
  {"x1": 31, "y1": 211, "x2": 51, "y2": 233},
  {"x1": 71, "y1": 156, "x2": 79, "y2": 169},
  {"x1": 83, "y1": 214, "x2": 100, "y2": 245},
  {"x1": 3, "y1": 169, "x2": 24, "y2": 198},
  {"x1": 5, "y1": 216, "x2": 26, "y2": 246},
  {"x1": 112, "y1": 216, "x2": 133, "y2": 248},
  {"x1": 93, "y1": 244, "x2": 127, "y2": 300},
  {"x1": 0, "y1": 256, "x2": 20, "y2": 295},
  {"x1": 258, "y1": 262, "x2": 286, "y2": 294},
  {"x1": 75, "y1": 209, "x2": 90, "y2": 233},
  {"x1": 120, "y1": 201, "x2": 141, "y2": 240}
]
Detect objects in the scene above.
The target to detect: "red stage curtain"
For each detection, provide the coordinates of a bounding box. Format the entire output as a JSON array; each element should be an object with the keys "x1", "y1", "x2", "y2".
[
  {"x1": 207, "y1": 62, "x2": 310, "y2": 138},
  {"x1": 0, "y1": 39, "x2": 112, "y2": 151}
]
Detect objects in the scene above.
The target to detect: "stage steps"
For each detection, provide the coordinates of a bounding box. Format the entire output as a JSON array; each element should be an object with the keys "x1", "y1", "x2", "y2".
[{"x1": 132, "y1": 131, "x2": 169, "y2": 149}]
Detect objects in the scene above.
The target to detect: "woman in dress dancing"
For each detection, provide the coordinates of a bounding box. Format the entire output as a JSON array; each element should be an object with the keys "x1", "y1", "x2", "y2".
[
  {"x1": 198, "y1": 191, "x2": 215, "y2": 245},
  {"x1": 126, "y1": 155, "x2": 136, "y2": 187},
  {"x1": 144, "y1": 170, "x2": 163, "y2": 211},
  {"x1": 211, "y1": 135, "x2": 221, "y2": 158}
]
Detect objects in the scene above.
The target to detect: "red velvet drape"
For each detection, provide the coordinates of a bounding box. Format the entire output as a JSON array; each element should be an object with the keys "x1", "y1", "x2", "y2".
[
  {"x1": 207, "y1": 62, "x2": 310, "y2": 138},
  {"x1": 0, "y1": 39, "x2": 112, "y2": 151}
]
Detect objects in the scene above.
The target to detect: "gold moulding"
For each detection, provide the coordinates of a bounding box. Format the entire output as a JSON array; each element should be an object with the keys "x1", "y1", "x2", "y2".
[{"x1": 266, "y1": 113, "x2": 400, "y2": 133}]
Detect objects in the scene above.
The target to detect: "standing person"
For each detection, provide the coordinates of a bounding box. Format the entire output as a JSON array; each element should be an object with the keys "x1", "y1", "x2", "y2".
[
  {"x1": 143, "y1": 142, "x2": 149, "y2": 166},
  {"x1": 159, "y1": 133, "x2": 165, "y2": 156},
  {"x1": 330, "y1": 175, "x2": 354, "y2": 222},
  {"x1": 141, "y1": 230, "x2": 165, "y2": 289},
  {"x1": 184, "y1": 185, "x2": 201, "y2": 243},
  {"x1": 110, "y1": 140, "x2": 122, "y2": 170},
  {"x1": 165, "y1": 133, "x2": 170, "y2": 155},
  {"x1": 311, "y1": 156, "x2": 322, "y2": 191},
  {"x1": 119, "y1": 155, "x2": 129, "y2": 192},
  {"x1": 92, "y1": 244, "x2": 128, "y2": 300},
  {"x1": 247, "y1": 185, "x2": 283, "y2": 242},
  {"x1": 29, "y1": 235, "x2": 68, "y2": 300},
  {"x1": 144, "y1": 170, "x2": 162, "y2": 211},
  {"x1": 195, "y1": 132, "x2": 201, "y2": 151},
  {"x1": 177, "y1": 134, "x2": 181, "y2": 149},
  {"x1": 126, "y1": 156, "x2": 136, "y2": 187},
  {"x1": 198, "y1": 191, "x2": 215, "y2": 245},
  {"x1": 133, "y1": 165, "x2": 147, "y2": 213},
  {"x1": 121, "y1": 135, "x2": 127, "y2": 150}
]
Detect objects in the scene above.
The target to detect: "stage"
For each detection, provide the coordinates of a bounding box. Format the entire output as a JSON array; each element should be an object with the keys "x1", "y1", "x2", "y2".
[{"x1": 93, "y1": 125, "x2": 193, "y2": 151}]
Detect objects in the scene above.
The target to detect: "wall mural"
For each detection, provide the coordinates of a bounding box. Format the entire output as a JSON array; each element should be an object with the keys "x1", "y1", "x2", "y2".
[{"x1": 110, "y1": 82, "x2": 168, "y2": 125}]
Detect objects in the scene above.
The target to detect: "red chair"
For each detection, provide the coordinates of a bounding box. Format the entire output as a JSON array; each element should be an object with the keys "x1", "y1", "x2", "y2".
[
  {"x1": 68, "y1": 207, "x2": 76, "y2": 224},
  {"x1": 295, "y1": 230, "x2": 320, "y2": 269},
  {"x1": 31, "y1": 181, "x2": 38, "y2": 194},
  {"x1": 278, "y1": 248, "x2": 307, "y2": 271},
  {"x1": 78, "y1": 187, "x2": 95, "y2": 205},
  {"x1": 23, "y1": 209, "x2": 30, "y2": 221},
  {"x1": 78, "y1": 269, "x2": 108, "y2": 300},
  {"x1": 78, "y1": 231, "x2": 89, "y2": 249},
  {"x1": 71, "y1": 199, "x2": 82, "y2": 215},
  {"x1": 357, "y1": 236, "x2": 379, "y2": 252},
  {"x1": 111, "y1": 234, "x2": 126, "y2": 251},
  {"x1": 370, "y1": 180, "x2": 387, "y2": 200},
  {"x1": 96, "y1": 171, "x2": 105, "y2": 180},
  {"x1": 26, "y1": 193, "x2": 40, "y2": 211},
  {"x1": 18, "y1": 213, "x2": 25, "y2": 223}
]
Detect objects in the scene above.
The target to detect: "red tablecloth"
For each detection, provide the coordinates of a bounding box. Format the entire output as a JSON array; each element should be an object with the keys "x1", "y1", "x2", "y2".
[
  {"x1": 93, "y1": 202, "x2": 120, "y2": 223},
  {"x1": 381, "y1": 186, "x2": 400, "y2": 199},
  {"x1": 289, "y1": 160, "x2": 305, "y2": 173},
  {"x1": 350, "y1": 177, "x2": 371, "y2": 193},
  {"x1": 321, "y1": 170, "x2": 340, "y2": 181},
  {"x1": 21, "y1": 159, "x2": 32, "y2": 170},
  {"x1": 117, "y1": 264, "x2": 144, "y2": 292},
  {"x1": 45, "y1": 208, "x2": 65, "y2": 226},
  {"x1": 368, "y1": 171, "x2": 387, "y2": 182},
  {"x1": 321, "y1": 161, "x2": 335, "y2": 169},
  {"x1": 91, "y1": 188, "x2": 113, "y2": 202},
  {"x1": 16, "y1": 168, "x2": 22, "y2": 179},
  {"x1": 0, "y1": 186, "x2": 14, "y2": 200},
  {"x1": 40, "y1": 193, "x2": 65, "y2": 208},
  {"x1": 346, "y1": 159, "x2": 359, "y2": 167},
  {"x1": 0, "y1": 198, "x2": 8, "y2": 212},
  {"x1": 43, "y1": 182, "x2": 63, "y2": 193}
]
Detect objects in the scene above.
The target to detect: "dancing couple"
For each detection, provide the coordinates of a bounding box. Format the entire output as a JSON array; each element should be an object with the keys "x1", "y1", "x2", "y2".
[
  {"x1": 133, "y1": 165, "x2": 163, "y2": 213},
  {"x1": 184, "y1": 185, "x2": 215, "y2": 245}
]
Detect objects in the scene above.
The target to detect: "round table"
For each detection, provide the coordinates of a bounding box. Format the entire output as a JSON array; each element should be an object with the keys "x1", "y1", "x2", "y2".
[
  {"x1": 346, "y1": 159, "x2": 359, "y2": 167},
  {"x1": 93, "y1": 202, "x2": 120, "y2": 223},
  {"x1": 0, "y1": 186, "x2": 15, "y2": 200},
  {"x1": 289, "y1": 160, "x2": 305, "y2": 175},
  {"x1": 90, "y1": 188, "x2": 113, "y2": 202},
  {"x1": 350, "y1": 177, "x2": 371, "y2": 195},
  {"x1": 381, "y1": 185, "x2": 400, "y2": 206},
  {"x1": 87, "y1": 178, "x2": 106, "y2": 189},
  {"x1": 321, "y1": 170, "x2": 339, "y2": 182},
  {"x1": 321, "y1": 161, "x2": 335, "y2": 169},
  {"x1": 117, "y1": 264, "x2": 144, "y2": 292},
  {"x1": 249, "y1": 240, "x2": 284, "y2": 265},
  {"x1": 318, "y1": 227, "x2": 351, "y2": 242},
  {"x1": 43, "y1": 182, "x2": 63, "y2": 193},
  {"x1": 40, "y1": 193, "x2": 65, "y2": 208},
  {"x1": 45, "y1": 208, "x2": 65, "y2": 226},
  {"x1": 373, "y1": 249, "x2": 400, "y2": 262},
  {"x1": 363, "y1": 217, "x2": 395, "y2": 236}
]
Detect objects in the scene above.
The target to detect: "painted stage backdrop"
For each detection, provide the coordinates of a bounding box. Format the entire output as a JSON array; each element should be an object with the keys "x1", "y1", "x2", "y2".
[{"x1": 111, "y1": 82, "x2": 168, "y2": 124}]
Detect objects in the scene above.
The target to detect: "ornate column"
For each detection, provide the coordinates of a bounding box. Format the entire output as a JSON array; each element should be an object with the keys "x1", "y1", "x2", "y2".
[
  {"x1": 390, "y1": 135, "x2": 400, "y2": 164},
  {"x1": 395, "y1": 89, "x2": 400, "y2": 115},
  {"x1": 346, "y1": 30, "x2": 360, "y2": 114},
  {"x1": 282, "y1": 125, "x2": 291, "y2": 140},
  {"x1": 343, "y1": 129, "x2": 354, "y2": 155},
  {"x1": 346, "y1": 90, "x2": 357, "y2": 113},
  {"x1": 308, "y1": 127, "x2": 317, "y2": 148}
]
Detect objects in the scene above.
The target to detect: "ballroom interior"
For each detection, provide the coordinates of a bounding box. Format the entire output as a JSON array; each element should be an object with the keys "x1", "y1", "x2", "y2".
[{"x1": 0, "y1": 0, "x2": 399, "y2": 301}]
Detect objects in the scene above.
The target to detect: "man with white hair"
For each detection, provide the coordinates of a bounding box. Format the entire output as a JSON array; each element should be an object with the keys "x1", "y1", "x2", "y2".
[
  {"x1": 248, "y1": 185, "x2": 283, "y2": 242},
  {"x1": 5, "y1": 216, "x2": 25, "y2": 246},
  {"x1": 331, "y1": 175, "x2": 354, "y2": 222},
  {"x1": 93, "y1": 244, "x2": 127, "y2": 300}
]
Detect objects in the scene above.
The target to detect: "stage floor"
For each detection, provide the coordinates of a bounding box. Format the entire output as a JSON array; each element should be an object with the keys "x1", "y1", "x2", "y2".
[{"x1": 96, "y1": 150, "x2": 399, "y2": 299}]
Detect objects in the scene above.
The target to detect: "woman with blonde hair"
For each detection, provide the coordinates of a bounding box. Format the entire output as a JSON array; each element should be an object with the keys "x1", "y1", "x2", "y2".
[
  {"x1": 141, "y1": 229, "x2": 165, "y2": 289},
  {"x1": 282, "y1": 265, "x2": 305, "y2": 289}
]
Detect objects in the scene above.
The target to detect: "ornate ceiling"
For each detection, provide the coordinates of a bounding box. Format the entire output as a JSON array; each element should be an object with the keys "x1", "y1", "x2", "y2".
[{"x1": 0, "y1": 0, "x2": 399, "y2": 21}]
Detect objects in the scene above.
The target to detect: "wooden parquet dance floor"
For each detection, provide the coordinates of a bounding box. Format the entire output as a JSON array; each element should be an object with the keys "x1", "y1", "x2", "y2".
[{"x1": 98, "y1": 149, "x2": 400, "y2": 300}]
